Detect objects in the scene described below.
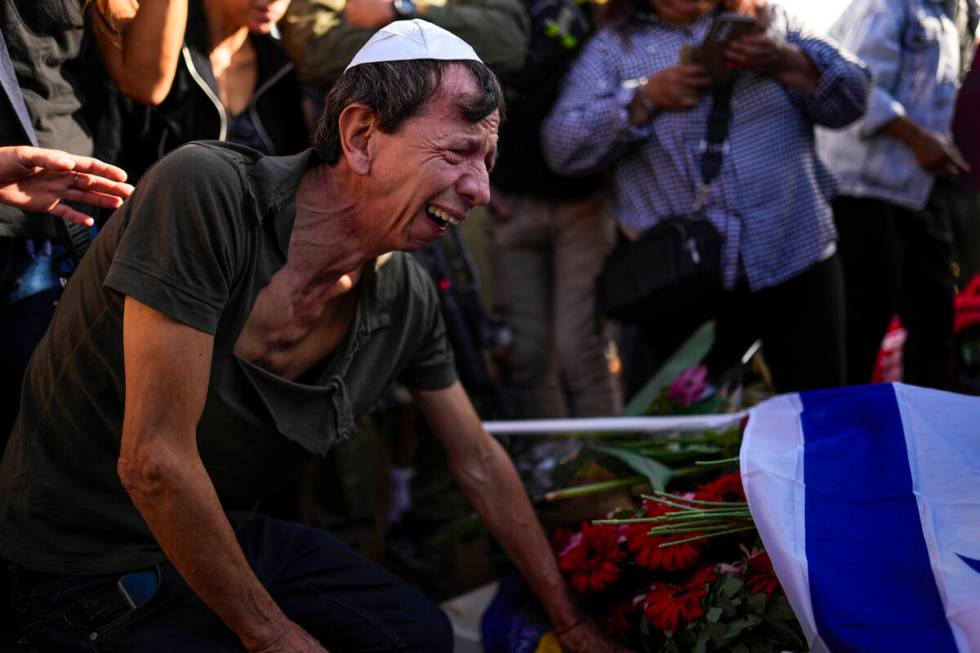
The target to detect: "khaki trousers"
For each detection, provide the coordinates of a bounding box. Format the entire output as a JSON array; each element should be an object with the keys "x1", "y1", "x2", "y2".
[{"x1": 490, "y1": 189, "x2": 619, "y2": 418}]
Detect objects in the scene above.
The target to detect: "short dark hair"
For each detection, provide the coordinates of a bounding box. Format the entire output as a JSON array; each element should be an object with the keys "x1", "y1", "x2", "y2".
[{"x1": 314, "y1": 59, "x2": 505, "y2": 165}]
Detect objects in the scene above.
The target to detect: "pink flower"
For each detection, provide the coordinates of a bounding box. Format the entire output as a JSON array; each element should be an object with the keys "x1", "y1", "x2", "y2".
[{"x1": 668, "y1": 365, "x2": 709, "y2": 407}]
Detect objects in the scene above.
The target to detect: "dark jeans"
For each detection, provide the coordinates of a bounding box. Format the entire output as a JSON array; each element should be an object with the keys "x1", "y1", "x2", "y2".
[
  {"x1": 3, "y1": 515, "x2": 453, "y2": 652},
  {"x1": 834, "y1": 190, "x2": 955, "y2": 389},
  {"x1": 0, "y1": 238, "x2": 63, "y2": 449},
  {"x1": 636, "y1": 253, "x2": 846, "y2": 393}
]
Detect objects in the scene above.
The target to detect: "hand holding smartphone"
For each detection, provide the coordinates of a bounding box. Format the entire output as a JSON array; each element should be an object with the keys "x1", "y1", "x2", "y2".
[{"x1": 680, "y1": 12, "x2": 764, "y2": 85}]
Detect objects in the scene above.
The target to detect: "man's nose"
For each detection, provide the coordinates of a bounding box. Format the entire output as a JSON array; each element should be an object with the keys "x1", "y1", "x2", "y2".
[{"x1": 457, "y1": 165, "x2": 491, "y2": 207}]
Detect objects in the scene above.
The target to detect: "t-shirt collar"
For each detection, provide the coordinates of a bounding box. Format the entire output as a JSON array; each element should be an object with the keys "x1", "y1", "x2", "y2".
[{"x1": 244, "y1": 147, "x2": 320, "y2": 258}]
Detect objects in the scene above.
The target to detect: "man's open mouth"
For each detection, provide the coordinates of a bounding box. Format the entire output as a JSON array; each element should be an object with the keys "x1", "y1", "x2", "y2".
[{"x1": 426, "y1": 205, "x2": 461, "y2": 230}]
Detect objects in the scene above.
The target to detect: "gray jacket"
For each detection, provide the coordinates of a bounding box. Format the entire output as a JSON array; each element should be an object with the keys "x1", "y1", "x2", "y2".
[{"x1": 817, "y1": 0, "x2": 978, "y2": 210}]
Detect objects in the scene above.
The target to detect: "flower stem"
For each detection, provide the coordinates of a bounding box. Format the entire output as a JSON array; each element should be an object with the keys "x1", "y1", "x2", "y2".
[
  {"x1": 644, "y1": 491, "x2": 747, "y2": 508},
  {"x1": 647, "y1": 523, "x2": 745, "y2": 535},
  {"x1": 544, "y1": 475, "x2": 647, "y2": 502},
  {"x1": 651, "y1": 509, "x2": 751, "y2": 521},
  {"x1": 694, "y1": 456, "x2": 741, "y2": 466},
  {"x1": 657, "y1": 525, "x2": 757, "y2": 548}
]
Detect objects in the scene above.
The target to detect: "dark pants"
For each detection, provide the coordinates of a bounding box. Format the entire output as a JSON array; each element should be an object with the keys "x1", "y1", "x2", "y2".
[
  {"x1": 637, "y1": 253, "x2": 846, "y2": 393},
  {"x1": 834, "y1": 190, "x2": 955, "y2": 389},
  {"x1": 3, "y1": 515, "x2": 453, "y2": 652},
  {"x1": 0, "y1": 238, "x2": 62, "y2": 449}
]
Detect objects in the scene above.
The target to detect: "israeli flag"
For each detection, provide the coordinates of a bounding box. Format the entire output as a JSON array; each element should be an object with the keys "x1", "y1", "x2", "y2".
[{"x1": 742, "y1": 383, "x2": 980, "y2": 653}]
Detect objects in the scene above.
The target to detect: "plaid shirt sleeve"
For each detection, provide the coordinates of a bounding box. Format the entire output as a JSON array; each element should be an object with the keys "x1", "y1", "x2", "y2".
[
  {"x1": 541, "y1": 31, "x2": 654, "y2": 176},
  {"x1": 781, "y1": 11, "x2": 872, "y2": 129}
]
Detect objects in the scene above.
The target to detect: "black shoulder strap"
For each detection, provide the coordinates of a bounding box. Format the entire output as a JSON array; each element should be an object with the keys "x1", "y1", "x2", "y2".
[
  {"x1": 0, "y1": 28, "x2": 93, "y2": 260},
  {"x1": 700, "y1": 81, "x2": 734, "y2": 187}
]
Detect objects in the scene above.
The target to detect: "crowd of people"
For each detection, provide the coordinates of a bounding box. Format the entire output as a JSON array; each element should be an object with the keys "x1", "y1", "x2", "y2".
[{"x1": 0, "y1": 0, "x2": 977, "y2": 650}]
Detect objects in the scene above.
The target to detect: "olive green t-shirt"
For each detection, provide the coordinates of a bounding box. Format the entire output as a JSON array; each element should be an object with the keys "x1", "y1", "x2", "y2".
[{"x1": 0, "y1": 142, "x2": 456, "y2": 574}]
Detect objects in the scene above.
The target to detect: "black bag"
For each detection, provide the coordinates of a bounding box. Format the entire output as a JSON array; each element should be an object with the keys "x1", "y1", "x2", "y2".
[
  {"x1": 595, "y1": 82, "x2": 734, "y2": 324},
  {"x1": 596, "y1": 216, "x2": 721, "y2": 323}
]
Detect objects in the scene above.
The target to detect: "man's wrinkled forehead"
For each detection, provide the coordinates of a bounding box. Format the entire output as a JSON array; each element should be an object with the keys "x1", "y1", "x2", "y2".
[{"x1": 418, "y1": 64, "x2": 500, "y2": 128}]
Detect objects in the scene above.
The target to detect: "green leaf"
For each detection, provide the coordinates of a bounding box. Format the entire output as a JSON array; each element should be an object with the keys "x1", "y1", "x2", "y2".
[
  {"x1": 706, "y1": 606, "x2": 723, "y2": 623},
  {"x1": 765, "y1": 594, "x2": 799, "y2": 621},
  {"x1": 746, "y1": 592, "x2": 768, "y2": 614},
  {"x1": 719, "y1": 575, "x2": 743, "y2": 598},
  {"x1": 588, "y1": 443, "x2": 673, "y2": 491},
  {"x1": 706, "y1": 621, "x2": 728, "y2": 646},
  {"x1": 723, "y1": 616, "x2": 763, "y2": 639},
  {"x1": 623, "y1": 320, "x2": 715, "y2": 416},
  {"x1": 693, "y1": 633, "x2": 709, "y2": 653}
]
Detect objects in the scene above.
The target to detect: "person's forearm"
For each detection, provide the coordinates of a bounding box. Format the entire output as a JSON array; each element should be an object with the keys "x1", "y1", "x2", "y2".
[
  {"x1": 883, "y1": 115, "x2": 924, "y2": 148},
  {"x1": 97, "y1": 0, "x2": 187, "y2": 105},
  {"x1": 450, "y1": 438, "x2": 580, "y2": 629},
  {"x1": 117, "y1": 436, "x2": 289, "y2": 651}
]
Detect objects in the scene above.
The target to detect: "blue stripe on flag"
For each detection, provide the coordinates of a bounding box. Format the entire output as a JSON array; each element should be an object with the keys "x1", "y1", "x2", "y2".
[{"x1": 800, "y1": 384, "x2": 958, "y2": 653}]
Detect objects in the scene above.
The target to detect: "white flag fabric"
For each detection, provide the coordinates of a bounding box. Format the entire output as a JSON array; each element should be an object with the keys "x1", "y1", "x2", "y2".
[{"x1": 741, "y1": 383, "x2": 980, "y2": 653}]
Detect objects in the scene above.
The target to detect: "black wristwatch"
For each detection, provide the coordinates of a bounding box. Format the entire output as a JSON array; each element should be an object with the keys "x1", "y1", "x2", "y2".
[{"x1": 392, "y1": 0, "x2": 417, "y2": 18}]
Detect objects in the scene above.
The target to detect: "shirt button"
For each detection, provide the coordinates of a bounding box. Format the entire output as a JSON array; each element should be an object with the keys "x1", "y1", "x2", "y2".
[{"x1": 89, "y1": 632, "x2": 98, "y2": 641}]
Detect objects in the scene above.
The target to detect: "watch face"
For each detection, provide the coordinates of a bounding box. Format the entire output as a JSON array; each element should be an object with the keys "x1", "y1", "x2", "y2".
[{"x1": 393, "y1": 0, "x2": 416, "y2": 17}]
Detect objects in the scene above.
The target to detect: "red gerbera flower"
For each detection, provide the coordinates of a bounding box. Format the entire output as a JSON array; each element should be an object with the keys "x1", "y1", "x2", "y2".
[
  {"x1": 625, "y1": 501, "x2": 702, "y2": 572},
  {"x1": 696, "y1": 472, "x2": 746, "y2": 504},
  {"x1": 744, "y1": 550, "x2": 780, "y2": 598},
  {"x1": 642, "y1": 565, "x2": 716, "y2": 633},
  {"x1": 558, "y1": 522, "x2": 626, "y2": 594}
]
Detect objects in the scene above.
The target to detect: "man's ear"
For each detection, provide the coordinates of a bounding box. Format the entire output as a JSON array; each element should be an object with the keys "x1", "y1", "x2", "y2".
[{"x1": 338, "y1": 104, "x2": 377, "y2": 175}]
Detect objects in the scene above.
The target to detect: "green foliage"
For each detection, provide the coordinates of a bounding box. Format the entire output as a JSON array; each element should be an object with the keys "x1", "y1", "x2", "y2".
[{"x1": 588, "y1": 442, "x2": 674, "y2": 491}]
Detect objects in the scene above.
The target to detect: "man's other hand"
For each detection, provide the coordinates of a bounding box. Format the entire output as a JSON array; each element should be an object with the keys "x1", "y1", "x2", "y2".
[
  {"x1": 556, "y1": 618, "x2": 636, "y2": 653},
  {"x1": 0, "y1": 146, "x2": 134, "y2": 226},
  {"x1": 343, "y1": 0, "x2": 396, "y2": 29}
]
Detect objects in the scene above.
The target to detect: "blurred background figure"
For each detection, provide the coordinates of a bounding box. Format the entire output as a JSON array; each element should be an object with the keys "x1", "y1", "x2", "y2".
[
  {"x1": 1, "y1": 0, "x2": 187, "y2": 443},
  {"x1": 281, "y1": 0, "x2": 528, "y2": 97},
  {"x1": 951, "y1": 43, "x2": 980, "y2": 286},
  {"x1": 542, "y1": 0, "x2": 870, "y2": 393},
  {"x1": 115, "y1": 0, "x2": 310, "y2": 182},
  {"x1": 488, "y1": 0, "x2": 620, "y2": 421},
  {"x1": 817, "y1": 0, "x2": 979, "y2": 389}
]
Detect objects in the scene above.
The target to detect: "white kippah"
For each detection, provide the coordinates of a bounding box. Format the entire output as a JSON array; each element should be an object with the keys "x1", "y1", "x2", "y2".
[{"x1": 344, "y1": 19, "x2": 482, "y2": 72}]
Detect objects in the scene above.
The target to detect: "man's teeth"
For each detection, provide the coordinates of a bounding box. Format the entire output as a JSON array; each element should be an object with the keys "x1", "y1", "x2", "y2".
[{"x1": 427, "y1": 206, "x2": 460, "y2": 226}]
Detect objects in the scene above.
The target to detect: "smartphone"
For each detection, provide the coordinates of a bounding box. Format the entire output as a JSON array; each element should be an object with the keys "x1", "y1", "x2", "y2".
[
  {"x1": 680, "y1": 12, "x2": 763, "y2": 85},
  {"x1": 116, "y1": 567, "x2": 160, "y2": 610}
]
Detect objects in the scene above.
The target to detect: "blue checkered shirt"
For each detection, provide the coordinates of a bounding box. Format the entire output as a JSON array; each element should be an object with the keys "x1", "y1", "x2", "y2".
[{"x1": 541, "y1": 7, "x2": 870, "y2": 290}]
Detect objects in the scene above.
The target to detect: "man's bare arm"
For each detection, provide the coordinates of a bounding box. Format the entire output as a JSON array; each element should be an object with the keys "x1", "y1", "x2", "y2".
[
  {"x1": 91, "y1": 0, "x2": 188, "y2": 105},
  {"x1": 414, "y1": 382, "x2": 630, "y2": 653},
  {"x1": 118, "y1": 297, "x2": 326, "y2": 653}
]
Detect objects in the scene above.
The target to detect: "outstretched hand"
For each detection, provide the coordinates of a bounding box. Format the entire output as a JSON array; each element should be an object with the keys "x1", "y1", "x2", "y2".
[{"x1": 0, "y1": 145, "x2": 134, "y2": 226}]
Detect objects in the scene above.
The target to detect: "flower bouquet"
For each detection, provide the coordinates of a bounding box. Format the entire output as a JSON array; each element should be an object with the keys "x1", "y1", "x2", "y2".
[
  {"x1": 484, "y1": 324, "x2": 805, "y2": 652},
  {"x1": 551, "y1": 472, "x2": 804, "y2": 653}
]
